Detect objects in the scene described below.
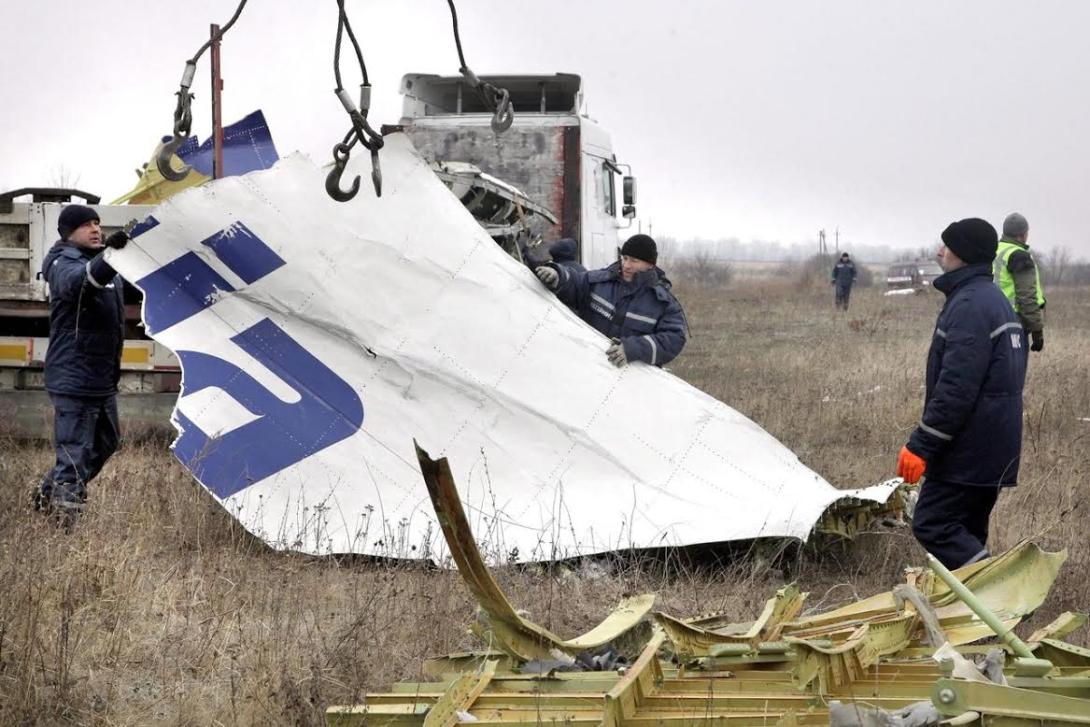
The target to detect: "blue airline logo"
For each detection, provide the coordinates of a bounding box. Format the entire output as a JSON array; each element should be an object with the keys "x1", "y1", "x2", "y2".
[{"x1": 135, "y1": 218, "x2": 365, "y2": 498}]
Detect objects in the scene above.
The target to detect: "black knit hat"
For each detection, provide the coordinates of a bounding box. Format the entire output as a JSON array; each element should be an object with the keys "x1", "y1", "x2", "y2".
[
  {"x1": 549, "y1": 238, "x2": 578, "y2": 262},
  {"x1": 57, "y1": 204, "x2": 100, "y2": 241},
  {"x1": 941, "y1": 218, "x2": 998, "y2": 265},
  {"x1": 620, "y1": 234, "x2": 657, "y2": 265}
]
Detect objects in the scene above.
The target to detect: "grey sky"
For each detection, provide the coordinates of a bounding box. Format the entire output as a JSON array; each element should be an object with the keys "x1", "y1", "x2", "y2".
[{"x1": 5, "y1": 1, "x2": 1090, "y2": 256}]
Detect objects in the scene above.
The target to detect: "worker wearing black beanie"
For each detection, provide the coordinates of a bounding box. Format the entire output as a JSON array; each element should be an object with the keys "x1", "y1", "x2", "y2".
[
  {"x1": 897, "y1": 216, "x2": 1026, "y2": 570},
  {"x1": 620, "y1": 233, "x2": 657, "y2": 265},
  {"x1": 57, "y1": 204, "x2": 101, "y2": 241},
  {"x1": 533, "y1": 231, "x2": 687, "y2": 368},
  {"x1": 939, "y1": 218, "x2": 998, "y2": 265},
  {"x1": 33, "y1": 204, "x2": 130, "y2": 530}
]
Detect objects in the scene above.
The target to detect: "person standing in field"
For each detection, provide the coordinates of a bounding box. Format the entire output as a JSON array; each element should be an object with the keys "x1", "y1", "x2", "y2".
[
  {"x1": 831, "y1": 252, "x2": 857, "y2": 310},
  {"x1": 534, "y1": 234, "x2": 688, "y2": 368},
  {"x1": 32, "y1": 205, "x2": 130, "y2": 529},
  {"x1": 994, "y1": 212, "x2": 1045, "y2": 356},
  {"x1": 896, "y1": 218, "x2": 1026, "y2": 569}
]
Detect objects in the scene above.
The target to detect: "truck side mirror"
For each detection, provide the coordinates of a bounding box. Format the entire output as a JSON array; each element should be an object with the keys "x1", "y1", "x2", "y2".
[
  {"x1": 623, "y1": 176, "x2": 637, "y2": 206},
  {"x1": 622, "y1": 205, "x2": 636, "y2": 219}
]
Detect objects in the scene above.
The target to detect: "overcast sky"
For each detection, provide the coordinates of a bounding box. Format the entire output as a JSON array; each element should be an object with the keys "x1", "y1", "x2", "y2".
[{"x1": 5, "y1": 2, "x2": 1090, "y2": 256}]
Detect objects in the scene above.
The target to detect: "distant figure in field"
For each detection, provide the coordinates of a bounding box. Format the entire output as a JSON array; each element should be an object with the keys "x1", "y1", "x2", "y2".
[
  {"x1": 548, "y1": 237, "x2": 585, "y2": 274},
  {"x1": 896, "y1": 218, "x2": 1026, "y2": 569},
  {"x1": 831, "y1": 252, "x2": 857, "y2": 310},
  {"x1": 534, "y1": 234, "x2": 688, "y2": 368},
  {"x1": 994, "y1": 212, "x2": 1046, "y2": 356}
]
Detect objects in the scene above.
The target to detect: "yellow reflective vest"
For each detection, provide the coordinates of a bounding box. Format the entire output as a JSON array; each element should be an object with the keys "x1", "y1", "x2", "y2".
[{"x1": 993, "y1": 240, "x2": 1045, "y2": 311}]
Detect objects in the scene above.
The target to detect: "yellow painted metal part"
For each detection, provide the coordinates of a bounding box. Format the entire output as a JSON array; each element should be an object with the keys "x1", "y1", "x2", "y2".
[
  {"x1": 422, "y1": 659, "x2": 498, "y2": 727},
  {"x1": 932, "y1": 677, "x2": 1090, "y2": 724},
  {"x1": 790, "y1": 540, "x2": 1064, "y2": 647},
  {"x1": 1030, "y1": 612, "x2": 1090, "y2": 643},
  {"x1": 787, "y1": 615, "x2": 916, "y2": 691},
  {"x1": 414, "y1": 443, "x2": 655, "y2": 661},
  {"x1": 602, "y1": 632, "x2": 666, "y2": 727},
  {"x1": 120, "y1": 345, "x2": 151, "y2": 365},
  {"x1": 654, "y1": 584, "x2": 806, "y2": 659},
  {"x1": 0, "y1": 340, "x2": 30, "y2": 364},
  {"x1": 111, "y1": 145, "x2": 210, "y2": 205},
  {"x1": 655, "y1": 541, "x2": 1066, "y2": 665},
  {"x1": 815, "y1": 484, "x2": 910, "y2": 538},
  {"x1": 329, "y1": 650, "x2": 1090, "y2": 726},
  {"x1": 327, "y1": 448, "x2": 1089, "y2": 726}
]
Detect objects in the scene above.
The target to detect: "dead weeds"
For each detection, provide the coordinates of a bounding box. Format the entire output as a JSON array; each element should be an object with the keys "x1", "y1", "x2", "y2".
[{"x1": 1, "y1": 282, "x2": 1088, "y2": 725}]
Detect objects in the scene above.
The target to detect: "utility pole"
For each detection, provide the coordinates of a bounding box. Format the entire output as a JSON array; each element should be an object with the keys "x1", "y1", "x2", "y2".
[
  {"x1": 835, "y1": 226, "x2": 839, "y2": 253},
  {"x1": 819, "y1": 229, "x2": 827, "y2": 255},
  {"x1": 210, "y1": 24, "x2": 225, "y2": 180}
]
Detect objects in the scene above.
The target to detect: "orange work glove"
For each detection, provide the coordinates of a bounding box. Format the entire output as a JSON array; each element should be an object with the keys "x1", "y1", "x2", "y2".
[{"x1": 896, "y1": 445, "x2": 926, "y2": 485}]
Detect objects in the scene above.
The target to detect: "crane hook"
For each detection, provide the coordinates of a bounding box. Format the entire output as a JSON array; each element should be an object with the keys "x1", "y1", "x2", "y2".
[
  {"x1": 490, "y1": 88, "x2": 514, "y2": 133},
  {"x1": 325, "y1": 143, "x2": 360, "y2": 202},
  {"x1": 156, "y1": 86, "x2": 195, "y2": 181},
  {"x1": 155, "y1": 133, "x2": 191, "y2": 182}
]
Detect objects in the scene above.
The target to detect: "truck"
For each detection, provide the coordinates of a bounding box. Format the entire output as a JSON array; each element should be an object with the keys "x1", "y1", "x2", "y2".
[
  {"x1": 396, "y1": 72, "x2": 638, "y2": 268},
  {"x1": 0, "y1": 72, "x2": 638, "y2": 434},
  {"x1": 885, "y1": 259, "x2": 942, "y2": 293}
]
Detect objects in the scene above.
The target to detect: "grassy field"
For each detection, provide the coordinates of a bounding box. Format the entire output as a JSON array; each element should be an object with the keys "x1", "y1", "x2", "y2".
[{"x1": 1, "y1": 279, "x2": 1087, "y2": 725}]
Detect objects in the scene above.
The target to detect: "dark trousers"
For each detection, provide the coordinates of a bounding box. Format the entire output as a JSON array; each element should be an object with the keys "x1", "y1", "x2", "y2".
[
  {"x1": 835, "y1": 285, "x2": 852, "y2": 310},
  {"x1": 912, "y1": 479, "x2": 1000, "y2": 569},
  {"x1": 38, "y1": 393, "x2": 120, "y2": 506}
]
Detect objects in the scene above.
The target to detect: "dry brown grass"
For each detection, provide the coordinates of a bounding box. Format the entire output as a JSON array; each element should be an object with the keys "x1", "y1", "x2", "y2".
[{"x1": 1, "y1": 280, "x2": 1088, "y2": 725}]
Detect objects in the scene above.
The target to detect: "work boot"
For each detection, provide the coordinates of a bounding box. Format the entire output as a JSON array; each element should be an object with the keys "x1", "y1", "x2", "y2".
[
  {"x1": 31, "y1": 478, "x2": 56, "y2": 513},
  {"x1": 33, "y1": 481, "x2": 86, "y2": 533}
]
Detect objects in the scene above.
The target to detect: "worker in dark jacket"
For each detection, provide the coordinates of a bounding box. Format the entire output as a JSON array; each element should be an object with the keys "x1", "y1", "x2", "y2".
[
  {"x1": 994, "y1": 212, "x2": 1045, "y2": 355},
  {"x1": 534, "y1": 234, "x2": 688, "y2": 367},
  {"x1": 830, "y1": 252, "x2": 857, "y2": 310},
  {"x1": 548, "y1": 237, "x2": 585, "y2": 274},
  {"x1": 33, "y1": 205, "x2": 130, "y2": 527},
  {"x1": 896, "y1": 218, "x2": 1026, "y2": 569}
]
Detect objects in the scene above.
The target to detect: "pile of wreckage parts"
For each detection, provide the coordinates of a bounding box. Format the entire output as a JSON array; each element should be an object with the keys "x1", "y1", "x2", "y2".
[{"x1": 326, "y1": 449, "x2": 1090, "y2": 727}]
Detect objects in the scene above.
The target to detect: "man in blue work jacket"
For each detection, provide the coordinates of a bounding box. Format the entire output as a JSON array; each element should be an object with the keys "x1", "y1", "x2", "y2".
[
  {"x1": 830, "y1": 252, "x2": 858, "y2": 310},
  {"x1": 896, "y1": 218, "x2": 1026, "y2": 569},
  {"x1": 534, "y1": 234, "x2": 688, "y2": 367},
  {"x1": 33, "y1": 205, "x2": 130, "y2": 528}
]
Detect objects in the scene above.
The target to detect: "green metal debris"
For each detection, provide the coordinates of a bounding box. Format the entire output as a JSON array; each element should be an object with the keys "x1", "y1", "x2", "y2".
[{"x1": 326, "y1": 449, "x2": 1090, "y2": 726}]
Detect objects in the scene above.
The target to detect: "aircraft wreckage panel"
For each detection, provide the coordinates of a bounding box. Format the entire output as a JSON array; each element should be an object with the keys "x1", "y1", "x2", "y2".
[{"x1": 105, "y1": 134, "x2": 896, "y2": 559}]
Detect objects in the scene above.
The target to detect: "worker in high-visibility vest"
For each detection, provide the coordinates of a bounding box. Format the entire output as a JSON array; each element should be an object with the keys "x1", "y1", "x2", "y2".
[{"x1": 994, "y1": 213, "x2": 1045, "y2": 354}]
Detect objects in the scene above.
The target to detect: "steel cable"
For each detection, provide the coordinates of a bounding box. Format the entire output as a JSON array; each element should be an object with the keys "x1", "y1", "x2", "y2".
[
  {"x1": 188, "y1": 0, "x2": 251, "y2": 64},
  {"x1": 156, "y1": 0, "x2": 253, "y2": 180},
  {"x1": 444, "y1": 0, "x2": 513, "y2": 132}
]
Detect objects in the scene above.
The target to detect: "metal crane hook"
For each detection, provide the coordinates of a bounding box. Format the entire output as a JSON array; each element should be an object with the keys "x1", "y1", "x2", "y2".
[
  {"x1": 325, "y1": 143, "x2": 360, "y2": 202},
  {"x1": 155, "y1": 133, "x2": 191, "y2": 182},
  {"x1": 156, "y1": 81, "x2": 195, "y2": 182},
  {"x1": 490, "y1": 88, "x2": 514, "y2": 133}
]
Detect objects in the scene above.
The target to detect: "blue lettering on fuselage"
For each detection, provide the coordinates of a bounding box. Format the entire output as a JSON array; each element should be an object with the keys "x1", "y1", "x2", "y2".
[{"x1": 135, "y1": 221, "x2": 364, "y2": 498}]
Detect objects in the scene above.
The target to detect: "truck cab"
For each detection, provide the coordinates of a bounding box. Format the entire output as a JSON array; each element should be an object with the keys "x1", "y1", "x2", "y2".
[{"x1": 396, "y1": 73, "x2": 637, "y2": 269}]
